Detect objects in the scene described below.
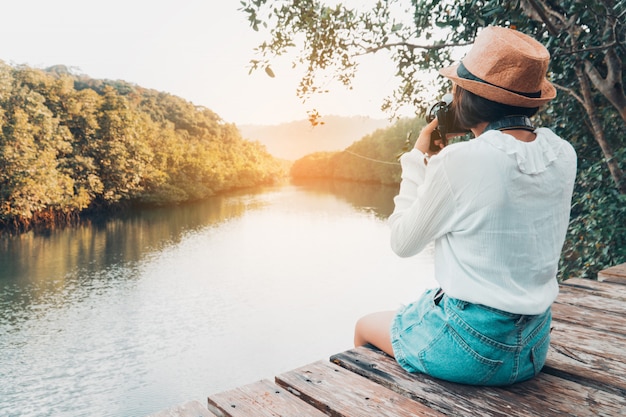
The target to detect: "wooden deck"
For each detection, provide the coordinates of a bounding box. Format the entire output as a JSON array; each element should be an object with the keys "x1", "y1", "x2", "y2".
[{"x1": 151, "y1": 263, "x2": 626, "y2": 417}]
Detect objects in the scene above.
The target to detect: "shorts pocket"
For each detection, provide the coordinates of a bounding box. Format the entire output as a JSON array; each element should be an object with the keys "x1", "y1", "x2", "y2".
[
  {"x1": 417, "y1": 324, "x2": 504, "y2": 385},
  {"x1": 530, "y1": 331, "x2": 550, "y2": 375}
]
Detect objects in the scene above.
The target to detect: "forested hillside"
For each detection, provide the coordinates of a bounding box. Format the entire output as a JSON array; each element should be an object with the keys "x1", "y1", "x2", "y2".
[
  {"x1": 0, "y1": 63, "x2": 284, "y2": 232},
  {"x1": 291, "y1": 117, "x2": 425, "y2": 184}
]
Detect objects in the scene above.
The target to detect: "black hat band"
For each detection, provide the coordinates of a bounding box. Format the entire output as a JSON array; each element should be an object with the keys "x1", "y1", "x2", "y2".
[{"x1": 457, "y1": 62, "x2": 542, "y2": 99}]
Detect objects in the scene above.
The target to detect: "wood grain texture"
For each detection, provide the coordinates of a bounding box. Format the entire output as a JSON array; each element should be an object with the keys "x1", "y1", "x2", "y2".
[
  {"x1": 330, "y1": 346, "x2": 626, "y2": 417},
  {"x1": 551, "y1": 302, "x2": 625, "y2": 336},
  {"x1": 597, "y1": 263, "x2": 626, "y2": 284},
  {"x1": 207, "y1": 379, "x2": 327, "y2": 417},
  {"x1": 276, "y1": 360, "x2": 445, "y2": 417},
  {"x1": 555, "y1": 285, "x2": 626, "y2": 315},
  {"x1": 148, "y1": 400, "x2": 219, "y2": 417},
  {"x1": 561, "y1": 277, "x2": 626, "y2": 300}
]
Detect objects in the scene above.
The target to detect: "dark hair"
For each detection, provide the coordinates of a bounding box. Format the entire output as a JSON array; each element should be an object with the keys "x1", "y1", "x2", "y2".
[{"x1": 452, "y1": 86, "x2": 539, "y2": 130}]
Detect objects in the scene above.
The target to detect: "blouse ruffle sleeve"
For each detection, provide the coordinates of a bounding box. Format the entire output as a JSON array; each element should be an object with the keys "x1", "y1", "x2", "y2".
[{"x1": 388, "y1": 148, "x2": 457, "y2": 258}]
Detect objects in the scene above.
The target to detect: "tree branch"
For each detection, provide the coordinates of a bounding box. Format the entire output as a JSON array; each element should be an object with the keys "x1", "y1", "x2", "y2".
[
  {"x1": 360, "y1": 40, "x2": 472, "y2": 55},
  {"x1": 523, "y1": 0, "x2": 562, "y2": 35},
  {"x1": 552, "y1": 82, "x2": 585, "y2": 107},
  {"x1": 553, "y1": 42, "x2": 619, "y2": 57},
  {"x1": 575, "y1": 63, "x2": 626, "y2": 193},
  {"x1": 584, "y1": 49, "x2": 626, "y2": 123}
]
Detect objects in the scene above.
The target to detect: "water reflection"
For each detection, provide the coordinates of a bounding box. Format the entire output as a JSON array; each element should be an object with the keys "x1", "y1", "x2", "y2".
[
  {"x1": 0, "y1": 180, "x2": 431, "y2": 417},
  {"x1": 291, "y1": 178, "x2": 399, "y2": 218},
  {"x1": 0, "y1": 187, "x2": 277, "y2": 327},
  {"x1": 0, "y1": 180, "x2": 397, "y2": 292},
  {"x1": 0, "y1": 189, "x2": 259, "y2": 283},
  {"x1": 0, "y1": 179, "x2": 402, "y2": 327}
]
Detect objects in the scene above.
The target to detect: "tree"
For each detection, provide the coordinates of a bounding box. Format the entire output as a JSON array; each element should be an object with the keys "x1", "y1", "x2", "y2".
[
  {"x1": 241, "y1": 0, "x2": 625, "y2": 192},
  {"x1": 241, "y1": 0, "x2": 625, "y2": 278},
  {"x1": 89, "y1": 87, "x2": 154, "y2": 204},
  {"x1": 0, "y1": 62, "x2": 285, "y2": 233},
  {"x1": 0, "y1": 64, "x2": 75, "y2": 229}
]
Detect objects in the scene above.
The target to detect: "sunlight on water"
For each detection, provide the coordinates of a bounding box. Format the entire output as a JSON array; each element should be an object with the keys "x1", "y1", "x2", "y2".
[{"x1": 0, "y1": 183, "x2": 435, "y2": 417}]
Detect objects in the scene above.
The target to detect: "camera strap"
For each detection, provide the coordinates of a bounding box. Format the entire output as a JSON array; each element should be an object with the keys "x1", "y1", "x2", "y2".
[{"x1": 484, "y1": 116, "x2": 535, "y2": 133}]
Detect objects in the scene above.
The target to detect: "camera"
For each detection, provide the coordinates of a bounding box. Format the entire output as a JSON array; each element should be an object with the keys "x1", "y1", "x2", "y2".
[{"x1": 426, "y1": 93, "x2": 469, "y2": 152}]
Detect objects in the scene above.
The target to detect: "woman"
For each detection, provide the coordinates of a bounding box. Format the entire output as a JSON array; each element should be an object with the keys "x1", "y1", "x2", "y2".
[{"x1": 354, "y1": 26, "x2": 577, "y2": 386}]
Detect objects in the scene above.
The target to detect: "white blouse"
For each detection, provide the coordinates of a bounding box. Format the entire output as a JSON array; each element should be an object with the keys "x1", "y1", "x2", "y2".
[{"x1": 389, "y1": 128, "x2": 577, "y2": 314}]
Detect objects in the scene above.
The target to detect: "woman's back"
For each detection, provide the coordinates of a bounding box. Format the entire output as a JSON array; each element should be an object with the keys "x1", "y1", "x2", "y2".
[{"x1": 432, "y1": 128, "x2": 577, "y2": 314}]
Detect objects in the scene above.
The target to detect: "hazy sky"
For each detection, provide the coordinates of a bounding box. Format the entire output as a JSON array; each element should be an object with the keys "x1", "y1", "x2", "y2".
[{"x1": 1, "y1": 0, "x2": 417, "y2": 125}]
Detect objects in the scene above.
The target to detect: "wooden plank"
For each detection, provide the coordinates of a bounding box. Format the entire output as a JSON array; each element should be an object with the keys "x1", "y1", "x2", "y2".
[
  {"x1": 550, "y1": 319, "x2": 626, "y2": 361},
  {"x1": 597, "y1": 263, "x2": 626, "y2": 284},
  {"x1": 207, "y1": 379, "x2": 327, "y2": 417},
  {"x1": 546, "y1": 319, "x2": 626, "y2": 395},
  {"x1": 551, "y1": 301, "x2": 626, "y2": 336},
  {"x1": 554, "y1": 284, "x2": 626, "y2": 315},
  {"x1": 528, "y1": 313, "x2": 626, "y2": 395},
  {"x1": 330, "y1": 346, "x2": 626, "y2": 417},
  {"x1": 148, "y1": 400, "x2": 219, "y2": 417},
  {"x1": 276, "y1": 360, "x2": 444, "y2": 417},
  {"x1": 543, "y1": 344, "x2": 626, "y2": 396},
  {"x1": 561, "y1": 277, "x2": 626, "y2": 300}
]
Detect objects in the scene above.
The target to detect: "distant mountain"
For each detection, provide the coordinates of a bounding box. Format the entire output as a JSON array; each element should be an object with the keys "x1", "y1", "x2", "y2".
[{"x1": 238, "y1": 115, "x2": 394, "y2": 160}]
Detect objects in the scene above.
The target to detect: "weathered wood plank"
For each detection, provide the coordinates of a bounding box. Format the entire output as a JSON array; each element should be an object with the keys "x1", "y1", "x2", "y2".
[
  {"x1": 148, "y1": 400, "x2": 218, "y2": 417},
  {"x1": 554, "y1": 284, "x2": 626, "y2": 315},
  {"x1": 330, "y1": 346, "x2": 626, "y2": 417},
  {"x1": 207, "y1": 379, "x2": 327, "y2": 417},
  {"x1": 597, "y1": 263, "x2": 626, "y2": 284},
  {"x1": 550, "y1": 319, "x2": 626, "y2": 361},
  {"x1": 276, "y1": 360, "x2": 445, "y2": 417},
  {"x1": 543, "y1": 344, "x2": 626, "y2": 396},
  {"x1": 561, "y1": 277, "x2": 626, "y2": 300},
  {"x1": 544, "y1": 319, "x2": 626, "y2": 395},
  {"x1": 551, "y1": 301, "x2": 626, "y2": 336}
]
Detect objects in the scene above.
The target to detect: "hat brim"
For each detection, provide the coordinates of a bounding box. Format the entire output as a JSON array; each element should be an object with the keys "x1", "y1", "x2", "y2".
[{"x1": 439, "y1": 64, "x2": 556, "y2": 108}]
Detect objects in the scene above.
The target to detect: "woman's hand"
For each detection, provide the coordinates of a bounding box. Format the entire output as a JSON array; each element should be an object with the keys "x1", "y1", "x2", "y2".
[{"x1": 414, "y1": 118, "x2": 444, "y2": 155}]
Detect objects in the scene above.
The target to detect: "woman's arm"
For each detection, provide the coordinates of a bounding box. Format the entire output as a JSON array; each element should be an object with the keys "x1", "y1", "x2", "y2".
[{"x1": 389, "y1": 121, "x2": 458, "y2": 257}]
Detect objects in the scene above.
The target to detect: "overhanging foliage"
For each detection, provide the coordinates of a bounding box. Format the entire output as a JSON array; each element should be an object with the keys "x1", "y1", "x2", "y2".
[{"x1": 241, "y1": 0, "x2": 626, "y2": 278}]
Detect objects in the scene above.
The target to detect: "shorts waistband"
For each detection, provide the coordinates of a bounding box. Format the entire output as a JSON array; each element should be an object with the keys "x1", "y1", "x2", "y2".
[{"x1": 433, "y1": 289, "x2": 550, "y2": 323}]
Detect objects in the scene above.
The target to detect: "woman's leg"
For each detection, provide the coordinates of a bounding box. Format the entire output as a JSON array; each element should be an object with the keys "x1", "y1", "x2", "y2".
[{"x1": 354, "y1": 310, "x2": 396, "y2": 357}]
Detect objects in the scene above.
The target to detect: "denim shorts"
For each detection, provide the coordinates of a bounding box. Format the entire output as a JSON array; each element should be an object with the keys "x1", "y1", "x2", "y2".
[{"x1": 390, "y1": 288, "x2": 551, "y2": 386}]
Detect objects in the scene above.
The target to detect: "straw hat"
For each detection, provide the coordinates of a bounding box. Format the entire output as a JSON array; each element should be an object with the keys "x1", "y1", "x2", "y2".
[{"x1": 439, "y1": 26, "x2": 556, "y2": 108}]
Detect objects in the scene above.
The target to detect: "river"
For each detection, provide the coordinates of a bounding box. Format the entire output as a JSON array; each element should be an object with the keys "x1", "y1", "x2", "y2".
[{"x1": 0, "y1": 180, "x2": 436, "y2": 417}]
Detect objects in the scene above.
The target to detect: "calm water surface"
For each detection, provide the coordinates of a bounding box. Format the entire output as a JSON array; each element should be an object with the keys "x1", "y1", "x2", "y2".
[{"x1": 0, "y1": 180, "x2": 436, "y2": 417}]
